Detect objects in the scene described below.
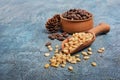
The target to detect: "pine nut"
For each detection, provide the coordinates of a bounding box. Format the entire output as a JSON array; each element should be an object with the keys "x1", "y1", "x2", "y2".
[
  {"x1": 49, "y1": 47, "x2": 53, "y2": 51},
  {"x1": 91, "y1": 62, "x2": 97, "y2": 67},
  {"x1": 44, "y1": 53, "x2": 50, "y2": 57},
  {"x1": 83, "y1": 56, "x2": 90, "y2": 60},
  {"x1": 61, "y1": 64, "x2": 66, "y2": 68},
  {"x1": 81, "y1": 51, "x2": 88, "y2": 56},
  {"x1": 87, "y1": 51, "x2": 92, "y2": 55},
  {"x1": 44, "y1": 64, "x2": 50, "y2": 69},
  {"x1": 68, "y1": 66, "x2": 73, "y2": 71},
  {"x1": 55, "y1": 45, "x2": 59, "y2": 48},
  {"x1": 88, "y1": 47, "x2": 92, "y2": 51},
  {"x1": 76, "y1": 58, "x2": 81, "y2": 62},
  {"x1": 97, "y1": 49, "x2": 103, "y2": 53}
]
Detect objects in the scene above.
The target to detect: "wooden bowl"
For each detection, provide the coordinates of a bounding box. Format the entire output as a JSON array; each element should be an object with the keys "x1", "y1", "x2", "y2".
[{"x1": 60, "y1": 14, "x2": 94, "y2": 33}]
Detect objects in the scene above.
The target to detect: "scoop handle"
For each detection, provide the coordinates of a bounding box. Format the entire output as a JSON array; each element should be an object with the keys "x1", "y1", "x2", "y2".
[{"x1": 89, "y1": 23, "x2": 110, "y2": 36}]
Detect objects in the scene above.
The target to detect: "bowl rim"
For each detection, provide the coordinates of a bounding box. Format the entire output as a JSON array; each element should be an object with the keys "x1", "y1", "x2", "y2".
[{"x1": 60, "y1": 13, "x2": 93, "y2": 22}]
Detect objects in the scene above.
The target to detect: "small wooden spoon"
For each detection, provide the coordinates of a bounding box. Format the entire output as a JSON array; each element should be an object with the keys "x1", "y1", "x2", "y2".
[{"x1": 62, "y1": 23, "x2": 110, "y2": 54}]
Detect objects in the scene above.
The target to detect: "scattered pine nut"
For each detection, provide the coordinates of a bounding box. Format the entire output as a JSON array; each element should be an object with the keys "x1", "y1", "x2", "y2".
[
  {"x1": 44, "y1": 53, "x2": 50, "y2": 57},
  {"x1": 47, "y1": 45, "x2": 51, "y2": 48},
  {"x1": 91, "y1": 62, "x2": 97, "y2": 67},
  {"x1": 55, "y1": 45, "x2": 59, "y2": 48},
  {"x1": 47, "y1": 45, "x2": 53, "y2": 51},
  {"x1": 68, "y1": 66, "x2": 73, "y2": 71},
  {"x1": 71, "y1": 61, "x2": 77, "y2": 64},
  {"x1": 83, "y1": 56, "x2": 90, "y2": 60},
  {"x1": 88, "y1": 47, "x2": 92, "y2": 51},
  {"x1": 49, "y1": 47, "x2": 53, "y2": 51},
  {"x1": 76, "y1": 58, "x2": 81, "y2": 62},
  {"x1": 44, "y1": 64, "x2": 50, "y2": 69},
  {"x1": 87, "y1": 51, "x2": 92, "y2": 55},
  {"x1": 44, "y1": 36, "x2": 105, "y2": 70},
  {"x1": 54, "y1": 64, "x2": 59, "y2": 68},
  {"x1": 98, "y1": 47, "x2": 105, "y2": 53},
  {"x1": 61, "y1": 64, "x2": 66, "y2": 68},
  {"x1": 81, "y1": 51, "x2": 88, "y2": 56},
  {"x1": 97, "y1": 49, "x2": 103, "y2": 53}
]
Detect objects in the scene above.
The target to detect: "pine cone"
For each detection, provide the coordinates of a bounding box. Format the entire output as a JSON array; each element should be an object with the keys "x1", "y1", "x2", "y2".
[{"x1": 45, "y1": 14, "x2": 62, "y2": 33}]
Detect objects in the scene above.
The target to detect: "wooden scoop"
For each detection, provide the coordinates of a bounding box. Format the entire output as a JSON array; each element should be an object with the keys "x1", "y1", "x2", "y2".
[{"x1": 62, "y1": 23, "x2": 110, "y2": 54}]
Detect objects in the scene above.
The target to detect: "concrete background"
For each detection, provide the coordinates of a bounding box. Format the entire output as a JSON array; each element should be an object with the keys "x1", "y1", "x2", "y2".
[{"x1": 0, "y1": 0, "x2": 120, "y2": 80}]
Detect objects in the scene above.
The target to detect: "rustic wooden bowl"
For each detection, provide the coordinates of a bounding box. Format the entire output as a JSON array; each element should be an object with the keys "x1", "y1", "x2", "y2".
[{"x1": 60, "y1": 13, "x2": 94, "y2": 33}]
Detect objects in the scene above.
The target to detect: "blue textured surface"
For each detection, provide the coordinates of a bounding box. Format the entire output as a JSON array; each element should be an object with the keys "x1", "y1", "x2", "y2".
[{"x1": 0, "y1": 0, "x2": 120, "y2": 80}]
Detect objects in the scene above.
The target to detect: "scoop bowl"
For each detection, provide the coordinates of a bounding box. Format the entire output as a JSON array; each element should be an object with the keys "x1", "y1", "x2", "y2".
[{"x1": 62, "y1": 23, "x2": 110, "y2": 54}]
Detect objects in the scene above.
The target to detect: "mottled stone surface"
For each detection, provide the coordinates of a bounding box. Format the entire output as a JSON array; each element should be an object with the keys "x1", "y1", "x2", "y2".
[{"x1": 0, "y1": 0, "x2": 120, "y2": 80}]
